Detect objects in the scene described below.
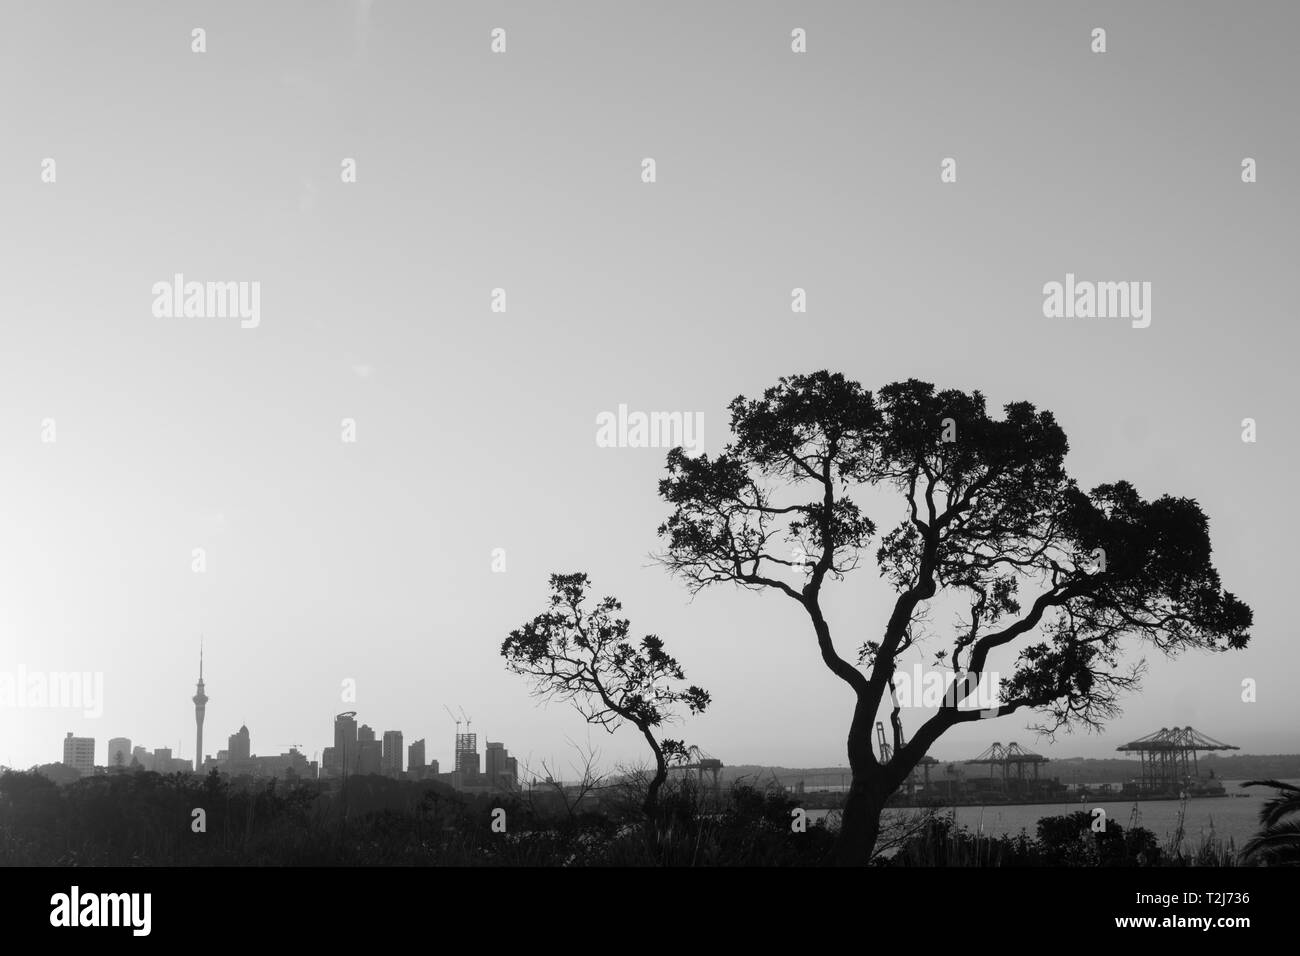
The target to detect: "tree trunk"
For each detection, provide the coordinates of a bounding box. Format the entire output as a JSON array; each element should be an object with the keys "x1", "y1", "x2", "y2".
[
  {"x1": 834, "y1": 698, "x2": 888, "y2": 865},
  {"x1": 641, "y1": 726, "x2": 668, "y2": 820},
  {"x1": 835, "y1": 774, "x2": 886, "y2": 865}
]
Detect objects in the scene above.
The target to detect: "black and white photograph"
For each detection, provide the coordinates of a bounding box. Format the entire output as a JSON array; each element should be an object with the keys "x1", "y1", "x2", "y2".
[{"x1": 0, "y1": 0, "x2": 1293, "y2": 938}]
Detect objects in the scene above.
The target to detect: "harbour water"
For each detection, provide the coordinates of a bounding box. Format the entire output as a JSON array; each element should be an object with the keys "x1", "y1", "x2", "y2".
[{"x1": 807, "y1": 779, "x2": 1295, "y2": 851}]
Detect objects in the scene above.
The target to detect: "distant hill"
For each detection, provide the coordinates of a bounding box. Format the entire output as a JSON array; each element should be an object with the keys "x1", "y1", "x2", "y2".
[{"x1": 718, "y1": 754, "x2": 1300, "y2": 788}]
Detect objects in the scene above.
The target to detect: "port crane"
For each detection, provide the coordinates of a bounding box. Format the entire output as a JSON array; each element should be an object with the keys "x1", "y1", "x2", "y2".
[{"x1": 877, "y1": 721, "x2": 935, "y2": 795}]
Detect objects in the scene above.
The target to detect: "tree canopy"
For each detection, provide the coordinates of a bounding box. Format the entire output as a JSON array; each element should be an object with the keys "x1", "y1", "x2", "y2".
[
  {"x1": 657, "y1": 371, "x2": 1251, "y2": 861},
  {"x1": 502, "y1": 572, "x2": 710, "y2": 817}
]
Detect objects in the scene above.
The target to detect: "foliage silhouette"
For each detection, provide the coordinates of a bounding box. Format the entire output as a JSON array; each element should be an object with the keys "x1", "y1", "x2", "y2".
[
  {"x1": 501, "y1": 573, "x2": 710, "y2": 819},
  {"x1": 657, "y1": 371, "x2": 1252, "y2": 864}
]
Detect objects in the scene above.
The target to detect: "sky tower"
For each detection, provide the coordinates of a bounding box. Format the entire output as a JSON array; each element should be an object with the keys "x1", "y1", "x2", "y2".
[{"x1": 192, "y1": 638, "x2": 208, "y2": 773}]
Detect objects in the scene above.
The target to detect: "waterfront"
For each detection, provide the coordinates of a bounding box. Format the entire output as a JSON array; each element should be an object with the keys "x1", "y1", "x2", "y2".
[{"x1": 809, "y1": 780, "x2": 1297, "y2": 851}]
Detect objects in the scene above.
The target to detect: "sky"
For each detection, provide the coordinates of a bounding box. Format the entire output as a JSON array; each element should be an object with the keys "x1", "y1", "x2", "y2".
[{"x1": 1, "y1": 1, "x2": 1297, "y2": 776}]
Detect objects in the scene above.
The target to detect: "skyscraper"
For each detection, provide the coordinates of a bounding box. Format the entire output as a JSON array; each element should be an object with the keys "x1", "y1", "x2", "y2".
[
  {"x1": 192, "y1": 639, "x2": 208, "y2": 773},
  {"x1": 485, "y1": 741, "x2": 505, "y2": 782},
  {"x1": 454, "y1": 732, "x2": 479, "y2": 777},
  {"x1": 382, "y1": 730, "x2": 403, "y2": 777},
  {"x1": 228, "y1": 724, "x2": 251, "y2": 762},
  {"x1": 486, "y1": 741, "x2": 517, "y2": 790},
  {"x1": 358, "y1": 740, "x2": 382, "y2": 775},
  {"x1": 62, "y1": 732, "x2": 94, "y2": 774},
  {"x1": 153, "y1": 747, "x2": 173, "y2": 771},
  {"x1": 357, "y1": 725, "x2": 381, "y2": 775},
  {"x1": 408, "y1": 738, "x2": 426, "y2": 778},
  {"x1": 332, "y1": 711, "x2": 358, "y2": 777},
  {"x1": 107, "y1": 737, "x2": 132, "y2": 769}
]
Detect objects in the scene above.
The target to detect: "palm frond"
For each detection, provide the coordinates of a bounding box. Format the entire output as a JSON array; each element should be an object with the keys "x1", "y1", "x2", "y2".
[
  {"x1": 1240, "y1": 780, "x2": 1300, "y2": 827},
  {"x1": 1239, "y1": 818, "x2": 1300, "y2": 866}
]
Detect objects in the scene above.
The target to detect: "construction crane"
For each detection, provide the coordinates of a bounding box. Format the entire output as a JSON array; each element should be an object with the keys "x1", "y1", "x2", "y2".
[
  {"x1": 458, "y1": 706, "x2": 472, "y2": 733},
  {"x1": 443, "y1": 705, "x2": 461, "y2": 734}
]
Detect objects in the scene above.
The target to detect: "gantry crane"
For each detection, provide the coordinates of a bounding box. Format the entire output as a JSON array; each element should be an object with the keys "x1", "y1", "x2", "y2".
[{"x1": 876, "y1": 721, "x2": 935, "y2": 795}]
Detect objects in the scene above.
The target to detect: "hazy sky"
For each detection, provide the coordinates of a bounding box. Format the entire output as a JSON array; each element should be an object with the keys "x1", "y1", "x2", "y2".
[{"x1": 2, "y1": 1, "x2": 1297, "y2": 775}]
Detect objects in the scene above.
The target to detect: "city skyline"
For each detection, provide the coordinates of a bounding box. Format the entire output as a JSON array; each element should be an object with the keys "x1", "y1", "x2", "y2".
[
  {"x1": 46, "y1": 658, "x2": 523, "y2": 788},
  {"x1": 3, "y1": 1, "x2": 1297, "y2": 777},
  {"x1": 34, "y1": 647, "x2": 1289, "y2": 779}
]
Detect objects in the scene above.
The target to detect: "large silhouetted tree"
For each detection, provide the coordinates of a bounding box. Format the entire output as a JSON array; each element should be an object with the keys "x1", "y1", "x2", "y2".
[
  {"x1": 657, "y1": 372, "x2": 1251, "y2": 864},
  {"x1": 502, "y1": 573, "x2": 711, "y2": 819}
]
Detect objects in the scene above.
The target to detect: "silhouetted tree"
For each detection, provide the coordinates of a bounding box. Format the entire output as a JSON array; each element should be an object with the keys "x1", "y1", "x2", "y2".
[
  {"x1": 524, "y1": 740, "x2": 606, "y2": 828},
  {"x1": 502, "y1": 573, "x2": 711, "y2": 819},
  {"x1": 657, "y1": 372, "x2": 1251, "y2": 864},
  {"x1": 1240, "y1": 780, "x2": 1300, "y2": 865}
]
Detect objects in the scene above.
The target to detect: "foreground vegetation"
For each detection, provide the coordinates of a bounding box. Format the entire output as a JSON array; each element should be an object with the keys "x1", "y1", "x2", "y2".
[{"x1": 2, "y1": 768, "x2": 1285, "y2": 866}]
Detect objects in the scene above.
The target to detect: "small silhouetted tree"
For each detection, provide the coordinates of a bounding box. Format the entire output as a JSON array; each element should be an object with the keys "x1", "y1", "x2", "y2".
[
  {"x1": 657, "y1": 372, "x2": 1252, "y2": 864},
  {"x1": 502, "y1": 573, "x2": 711, "y2": 819}
]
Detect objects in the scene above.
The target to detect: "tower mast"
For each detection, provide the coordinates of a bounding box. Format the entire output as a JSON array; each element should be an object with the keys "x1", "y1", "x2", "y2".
[{"x1": 192, "y1": 636, "x2": 208, "y2": 773}]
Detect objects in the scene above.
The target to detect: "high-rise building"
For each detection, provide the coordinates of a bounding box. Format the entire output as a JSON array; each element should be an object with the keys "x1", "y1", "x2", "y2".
[
  {"x1": 485, "y1": 741, "x2": 517, "y2": 790},
  {"x1": 131, "y1": 746, "x2": 151, "y2": 771},
  {"x1": 62, "y1": 733, "x2": 94, "y2": 774},
  {"x1": 358, "y1": 739, "x2": 382, "y2": 775},
  {"x1": 107, "y1": 737, "x2": 132, "y2": 769},
  {"x1": 485, "y1": 740, "x2": 505, "y2": 780},
  {"x1": 382, "y1": 731, "x2": 403, "y2": 777},
  {"x1": 454, "y1": 733, "x2": 479, "y2": 777},
  {"x1": 332, "y1": 712, "x2": 358, "y2": 776},
  {"x1": 355, "y1": 724, "x2": 380, "y2": 774},
  {"x1": 408, "y1": 739, "x2": 425, "y2": 777},
  {"x1": 228, "y1": 725, "x2": 251, "y2": 762},
  {"x1": 192, "y1": 640, "x2": 208, "y2": 773}
]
